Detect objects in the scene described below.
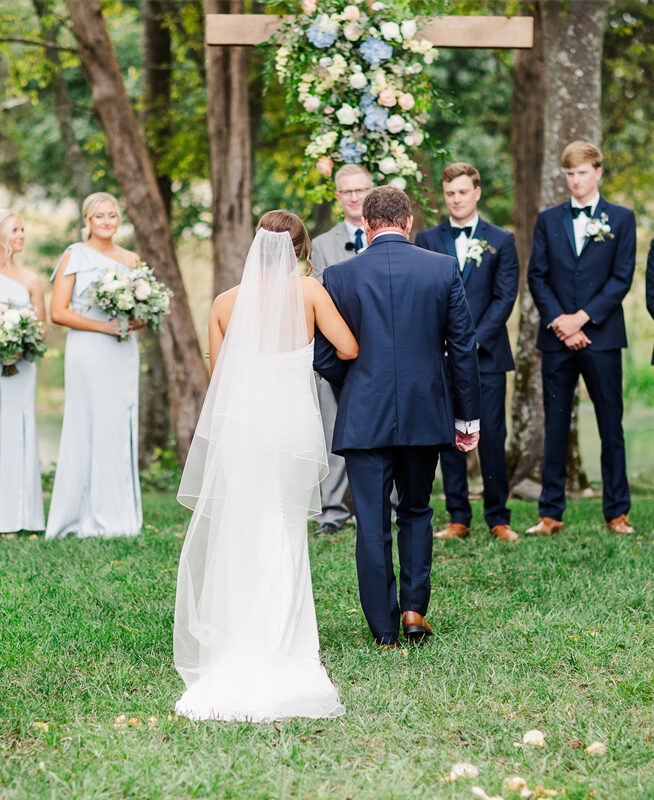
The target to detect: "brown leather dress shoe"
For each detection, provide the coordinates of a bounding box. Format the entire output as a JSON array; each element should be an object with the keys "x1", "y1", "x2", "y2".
[
  {"x1": 433, "y1": 522, "x2": 470, "y2": 540},
  {"x1": 607, "y1": 514, "x2": 634, "y2": 534},
  {"x1": 491, "y1": 524, "x2": 519, "y2": 542},
  {"x1": 525, "y1": 517, "x2": 564, "y2": 536},
  {"x1": 402, "y1": 611, "x2": 432, "y2": 640}
]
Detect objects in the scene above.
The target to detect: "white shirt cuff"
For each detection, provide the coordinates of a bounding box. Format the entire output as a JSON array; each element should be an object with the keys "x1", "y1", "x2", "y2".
[{"x1": 455, "y1": 419, "x2": 480, "y2": 434}]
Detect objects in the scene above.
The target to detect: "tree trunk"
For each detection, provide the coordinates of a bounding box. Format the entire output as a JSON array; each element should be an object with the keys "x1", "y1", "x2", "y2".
[
  {"x1": 506, "y1": 2, "x2": 545, "y2": 486},
  {"x1": 139, "y1": 0, "x2": 173, "y2": 462},
  {"x1": 64, "y1": 0, "x2": 208, "y2": 460},
  {"x1": 31, "y1": 0, "x2": 93, "y2": 228},
  {"x1": 204, "y1": 0, "x2": 253, "y2": 296},
  {"x1": 538, "y1": 0, "x2": 611, "y2": 492}
]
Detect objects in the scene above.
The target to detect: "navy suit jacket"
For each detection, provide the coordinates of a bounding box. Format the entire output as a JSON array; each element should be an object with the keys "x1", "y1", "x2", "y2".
[
  {"x1": 313, "y1": 233, "x2": 481, "y2": 454},
  {"x1": 414, "y1": 217, "x2": 519, "y2": 373},
  {"x1": 528, "y1": 197, "x2": 636, "y2": 351},
  {"x1": 646, "y1": 238, "x2": 654, "y2": 364}
]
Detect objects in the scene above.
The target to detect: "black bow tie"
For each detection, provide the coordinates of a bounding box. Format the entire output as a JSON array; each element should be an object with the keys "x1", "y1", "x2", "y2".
[
  {"x1": 571, "y1": 205, "x2": 592, "y2": 219},
  {"x1": 451, "y1": 225, "x2": 472, "y2": 239}
]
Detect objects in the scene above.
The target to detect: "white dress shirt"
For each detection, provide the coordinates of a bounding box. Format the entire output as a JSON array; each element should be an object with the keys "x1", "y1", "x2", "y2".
[
  {"x1": 345, "y1": 219, "x2": 368, "y2": 250},
  {"x1": 450, "y1": 213, "x2": 479, "y2": 270},
  {"x1": 571, "y1": 193, "x2": 600, "y2": 256}
]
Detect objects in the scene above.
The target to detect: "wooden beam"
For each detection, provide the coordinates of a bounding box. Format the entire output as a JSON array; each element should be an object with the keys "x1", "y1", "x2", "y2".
[{"x1": 206, "y1": 14, "x2": 533, "y2": 49}]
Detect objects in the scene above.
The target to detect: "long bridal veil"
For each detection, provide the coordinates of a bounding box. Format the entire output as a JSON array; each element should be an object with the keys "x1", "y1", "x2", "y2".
[{"x1": 174, "y1": 228, "x2": 344, "y2": 721}]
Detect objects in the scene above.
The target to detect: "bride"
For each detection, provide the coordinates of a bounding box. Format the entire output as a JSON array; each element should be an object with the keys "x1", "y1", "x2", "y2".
[{"x1": 173, "y1": 210, "x2": 358, "y2": 722}]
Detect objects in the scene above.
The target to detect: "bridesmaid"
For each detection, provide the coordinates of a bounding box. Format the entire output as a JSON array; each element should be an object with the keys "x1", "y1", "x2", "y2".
[
  {"x1": 46, "y1": 192, "x2": 143, "y2": 539},
  {"x1": 0, "y1": 210, "x2": 46, "y2": 537}
]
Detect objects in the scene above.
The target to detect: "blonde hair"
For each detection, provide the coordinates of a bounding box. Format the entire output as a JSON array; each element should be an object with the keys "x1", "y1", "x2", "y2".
[
  {"x1": 335, "y1": 164, "x2": 372, "y2": 191},
  {"x1": 0, "y1": 210, "x2": 19, "y2": 265},
  {"x1": 561, "y1": 140, "x2": 602, "y2": 169},
  {"x1": 81, "y1": 192, "x2": 122, "y2": 242},
  {"x1": 257, "y1": 209, "x2": 313, "y2": 275}
]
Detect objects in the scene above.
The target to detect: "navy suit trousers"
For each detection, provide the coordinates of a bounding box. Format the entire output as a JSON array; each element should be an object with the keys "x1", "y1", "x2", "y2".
[
  {"x1": 343, "y1": 446, "x2": 439, "y2": 645},
  {"x1": 440, "y1": 371, "x2": 510, "y2": 528},
  {"x1": 540, "y1": 348, "x2": 630, "y2": 521}
]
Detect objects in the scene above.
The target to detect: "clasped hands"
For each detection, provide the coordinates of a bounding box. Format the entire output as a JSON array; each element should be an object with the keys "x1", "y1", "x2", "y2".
[
  {"x1": 551, "y1": 309, "x2": 591, "y2": 351},
  {"x1": 456, "y1": 430, "x2": 479, "y2": 452}
]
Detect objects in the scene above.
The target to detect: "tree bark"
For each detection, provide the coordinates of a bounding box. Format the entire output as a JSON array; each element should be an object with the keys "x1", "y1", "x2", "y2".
[
  {"x1": 204, "y1": 0, "x2": 253, "y2": 296},
  {"x1": 506, "y1": 1, "x2": 545, "y2": 486},
  {"x1": 139, "y1": 0, "x2": 174, "y2": 462},
  {"x1": 64, "y1": 0, "x2": 208, "y2": 460}
]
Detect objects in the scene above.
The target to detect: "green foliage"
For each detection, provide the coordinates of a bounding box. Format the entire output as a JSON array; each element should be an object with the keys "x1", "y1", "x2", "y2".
[
  {"x1": 1, "y1": 492, "x2": 654, "y2": 797},
  {"x1": 140, "y1": 446, "x2": 183, "y2": 493}
]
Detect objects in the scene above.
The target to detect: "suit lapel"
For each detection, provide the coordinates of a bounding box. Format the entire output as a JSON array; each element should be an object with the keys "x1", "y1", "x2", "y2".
[
  {"x1": 562, "y1": 202, "x2": 578, "y2": 259},
  {"x1": 579, "y1": 196, "x2": 606, "y2": 257},
  {"x1": 333, "y1": 221, "x2": 352, "y2": 257}
]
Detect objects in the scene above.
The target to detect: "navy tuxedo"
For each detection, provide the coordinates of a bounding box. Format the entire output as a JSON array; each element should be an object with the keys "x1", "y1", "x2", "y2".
[
  {"x1": 415, "y1": 217, "x2": 519, "y2": 529},
  {"x1": 646, "y1": 238, "x2": 654, "y2": 364},
  {"x1": 528, "y1": 197, "x2": 636, "y2": 522},
  {"x1": 314, "y1": 233, "x2": 480, "y2": 644}
]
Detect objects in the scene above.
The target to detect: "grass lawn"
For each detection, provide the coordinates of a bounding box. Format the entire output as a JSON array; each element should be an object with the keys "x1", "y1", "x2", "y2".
[{"x1": 1, "y1": 488, "x2": 653, "y2": 799}]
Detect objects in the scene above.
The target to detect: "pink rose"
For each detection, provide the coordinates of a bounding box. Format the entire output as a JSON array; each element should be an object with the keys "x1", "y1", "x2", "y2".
[
  {"x1": 316, "y1": 156, "x2": 333, "y2": 177},
  {"x1": 134, "y1": 279, "x2": 152, "y2": 301},
  {"x1": 343, "y1": 4, "x2": 360, "y2": 21},
  {"x1": 302, "y1": 0, "x2": 317, "y2": 14},
  {"x1": 398, "y1": 92, "x2": 415, "y2": 111},
  {"x1": 378, "y1": 89, "x2": 397, "y2": 107},
  {"x1": 324, "y1": 106, "x2": 335, "y2": 115}
]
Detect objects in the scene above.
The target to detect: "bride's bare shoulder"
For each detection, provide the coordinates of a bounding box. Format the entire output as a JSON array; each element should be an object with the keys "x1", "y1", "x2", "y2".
[{"x1": 211, "y1": 285, "x2": 239, "y2": 316}]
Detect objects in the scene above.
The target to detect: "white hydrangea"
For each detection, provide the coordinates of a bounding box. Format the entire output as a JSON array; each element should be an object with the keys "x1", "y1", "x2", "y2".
[
  {"x1": 378, "y1": 156, "x2": 399, "y2": 174},
  {"x1": 380, "y1": 21, "x2": 401, "y2": 41},
  {"x1": 349, "y1": 72, "x2": 367, "y2": 89},
  {"x1": 386, "y1": 114, "x2": 406, "y2": 133},
  {"x1": 305, "y1": 131, "x2": 338, "y2": 157},
  {"x1": 400, "y1": 20, "x2": 417, "y2": 40},
  {"x1": 336, "y1": 103, "x2": 359, "y2": 125}
]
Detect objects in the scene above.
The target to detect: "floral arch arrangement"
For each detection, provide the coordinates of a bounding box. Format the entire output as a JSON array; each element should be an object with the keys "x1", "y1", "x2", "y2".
[{"x1": 272, "y1": 0, "x2": 443, "y2": 200}]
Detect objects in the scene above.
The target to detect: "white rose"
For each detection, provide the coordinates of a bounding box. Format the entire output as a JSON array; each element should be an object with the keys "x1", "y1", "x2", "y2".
[
  {"x1": 134, "y1": 279, "x2": 152, "y2": 301},
  {"x1": 342, "y1": 4, "x2": 360, "y2": 21},
  {"x1": 343, "y1": 23, "x2": 361, "y2": 41},
  {"x1": 378, "y1": 156, "x2": 399, "y2": 174},
  {"x1": 386, "y1": 114, "x2": 405, "y2": 133},
  {"x1": 404, "y1": 130, "x2": 424, "y2": 147},
  {"x1": 117, "y1": 291, "x2": 134, "y2": 311},
  {"x1": 389, "y1": 176, "x2": 407, "y2": 190},
  {"x1": 336, "y1": 104, "x2": 358, "y2": 125},
  {"x1": 349, "y1": 72, "x2": 367, "y2": 89},
  {"x1": 304, "y1": 95, "x2": 321, "y2": 112},
  {"x1": 319, "y1": 56, "x2": 333, "y2": 68},
  {"x1": 2, "y1": 309, "x2": 21, "y2": 329},
  {"x1": 380, "y1": 21, "x2": 401, "y2": 41},
  {"x1": 401, "y1": 20, "x2": 417, "y2": 40}
]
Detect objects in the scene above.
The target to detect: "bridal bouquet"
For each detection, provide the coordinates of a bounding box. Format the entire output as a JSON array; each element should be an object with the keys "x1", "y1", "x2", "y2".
[
  {"x1": 88, "y1": 262, "x2": 173, "y2": 341},
  {"x1": 0, "y1": 302, "x2": 47, "y2": 377}
]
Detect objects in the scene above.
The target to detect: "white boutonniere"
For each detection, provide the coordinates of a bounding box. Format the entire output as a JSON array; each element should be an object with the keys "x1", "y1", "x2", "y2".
[
  {"x1": 584, "y1": 212, "x2": 614, "y2": 243},
  {"x1": 465, "y1": 238, "x2": 496, "y2": 267}
]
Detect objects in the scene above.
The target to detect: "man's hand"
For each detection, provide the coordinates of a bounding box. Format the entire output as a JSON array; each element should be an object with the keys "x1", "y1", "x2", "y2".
[
  {"x1": 551, "y1": 309, "x2": 590, "y2": 341},
  {"x1": 455, "y1": 430, "x2": 479, "y2": 452},
  {"x1": 563, "y1": 330, "x2": 591, "y2": 351}
]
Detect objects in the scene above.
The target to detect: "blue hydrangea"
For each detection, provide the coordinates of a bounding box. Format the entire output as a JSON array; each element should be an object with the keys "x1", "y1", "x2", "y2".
[
  {"x1": 339, "y1": 136, "x2": 367, "y2": 163},
  {"x1": 307, "y1": 24, "x2": 338, "y2": 49},
  {"x1": 359, "y1": 37, "x2": 393, "y2": 64},
  {"x1": 363, "y1": 105, "x2": 389, "y2": 132},
  {"x1": 359, "y1": 91, "x2": 377, "y2": 109}
]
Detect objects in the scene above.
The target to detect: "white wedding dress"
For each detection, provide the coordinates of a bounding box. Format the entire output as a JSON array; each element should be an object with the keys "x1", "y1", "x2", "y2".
[
  {"x1": 46, "y1": 243, "x2": 142, "y2": 539},
  {"x1": 0, "y1": 273, "x2": 45, "y2": 532},
  {"x1": 174, "y1": 229, "x2": 344, "y2": 722}
]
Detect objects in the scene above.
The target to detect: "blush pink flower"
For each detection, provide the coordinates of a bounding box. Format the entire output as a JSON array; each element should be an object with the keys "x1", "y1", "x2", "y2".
[
  {"x1": 398, "y1": 92, "x2": 415, "y2": 111},
  {"x1": 302, "y1": 0, "x2": 317, "y2": 14},
  {"x1": 316, "y1": 156, "x2": 334, "y2": 177},
  {"x1": 342, "y1": 4, "x2": 360, "y2": 21},
  {"x1": 378, "y1": 89, "x2": 397, "y2": 107}
]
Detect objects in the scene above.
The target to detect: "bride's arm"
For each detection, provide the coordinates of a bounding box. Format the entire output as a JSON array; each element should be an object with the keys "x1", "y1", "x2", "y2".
[
  {"x1": 307, "y1": 279, "x2": 358, "y2": 360},
  {"x1": 208, "y1": 295, "x2": 225, "y2": 374},
  {"x1": 50, "y1": 252, "x2": 119, "y2": 335}
]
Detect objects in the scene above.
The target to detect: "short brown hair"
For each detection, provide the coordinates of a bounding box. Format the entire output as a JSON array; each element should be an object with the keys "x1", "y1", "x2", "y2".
[
  {"x1": 335, "y1": 164, "x2": 372, "y2": 191},
  {"x1": 257, "y1": 209, "x2": 312, "y2": 273},
  {"x1": 440, "y1": 162, "x2": 480, "y2": 188},
  {"x1": 561, "y1": 140, "x2": 602, "y2": 169},
  {"x1": 362, "y1": 186, "x2": 412, "y2": 230}
]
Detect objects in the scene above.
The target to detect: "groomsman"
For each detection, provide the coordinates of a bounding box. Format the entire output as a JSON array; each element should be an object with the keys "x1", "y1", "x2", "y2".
[
  {"x1": 527, "y1": 140, "x2": 636, "y2": 535},
  {"x1": 415, "y1": 163, "x2": 520, "y2": 542},
  {"x1": 311, "y1": 165, "x2": 373, "y2": 535},
  {"x1": 646, "y1": 240, "x2": 654, "y2": 359}
]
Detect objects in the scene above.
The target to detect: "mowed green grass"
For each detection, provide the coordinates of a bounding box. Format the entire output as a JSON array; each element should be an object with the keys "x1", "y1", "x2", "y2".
[{"x1": 1, "y1": 490, "x2": 653, "y2": 800}]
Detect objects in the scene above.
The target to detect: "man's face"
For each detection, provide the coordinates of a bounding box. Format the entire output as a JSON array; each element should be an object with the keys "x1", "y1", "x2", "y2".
[
  {"x1": 442, "y1": 175, "x2": 481, "y2": 225},
  {"x1": 335, "y1": 173, "x2": 373, "y2": 224},
  {"x1": 565, "y1": 162, "x2": 602, "y2": 203}
]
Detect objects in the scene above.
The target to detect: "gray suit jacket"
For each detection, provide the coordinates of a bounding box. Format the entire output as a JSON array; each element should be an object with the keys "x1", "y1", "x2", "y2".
[{"x1": 311, "y1": 222, "x2": 352, "y2": 284}]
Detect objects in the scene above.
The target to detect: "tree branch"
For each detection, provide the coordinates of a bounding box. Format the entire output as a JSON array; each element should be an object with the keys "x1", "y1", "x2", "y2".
[{"x1": 0, "y1": 34, "x2": 78, "y2": 53}]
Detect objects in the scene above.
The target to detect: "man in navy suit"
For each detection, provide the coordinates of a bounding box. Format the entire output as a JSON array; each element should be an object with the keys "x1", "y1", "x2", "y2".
[
  {"x1": 646, "y1": 239, "x2": 654, "y2": 363},
  {"x1": 415, "y1": 163, "x2": 520, "y2": 542},
  {"x1": 314, "y1": 186, "x2": 481, "y2": 646},
  {"x1": 527, "y1": 140, "x2": 636, "y2": 536}
]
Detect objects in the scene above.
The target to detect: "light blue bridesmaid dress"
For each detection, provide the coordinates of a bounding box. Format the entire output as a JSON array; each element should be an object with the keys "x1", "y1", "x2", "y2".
[
  {"x1": 45, "y1": 243, "x2": 142, "y2": 539},
  {"x1": 0, "y1": 273, "x2": 45, "y2": 532}
]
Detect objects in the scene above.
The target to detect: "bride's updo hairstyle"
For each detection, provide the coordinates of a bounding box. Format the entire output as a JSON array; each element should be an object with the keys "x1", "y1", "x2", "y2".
[
  {"x1": 0, "y1": 210, "x2": 18, "y2": 263},
  {"x1": 257, "y1": 209, "x2": 312, "y2": 275},
  {"x1": 81, "y1": 192, "x2": 122, "y2": 242}
]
